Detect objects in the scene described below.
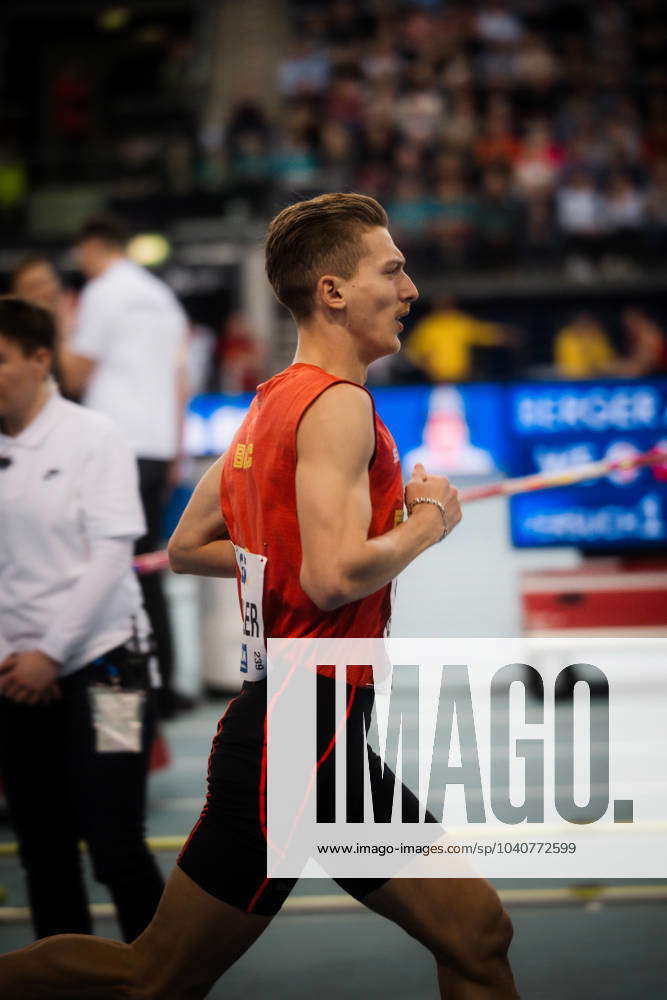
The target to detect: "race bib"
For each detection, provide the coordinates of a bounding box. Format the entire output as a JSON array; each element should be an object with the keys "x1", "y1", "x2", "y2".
[{"x1": 234, "y1": 545, "x2": 268, "y2": 681}]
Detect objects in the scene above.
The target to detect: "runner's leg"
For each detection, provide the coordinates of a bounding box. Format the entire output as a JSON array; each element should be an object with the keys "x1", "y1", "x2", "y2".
[
  {"x1": 362, "y1": 876, "x2": 518, "y2": 999},
  {"x1": 338, "y1": 686, "x2": 518, "y2": 998},
  {"x1": 0, "y1": 867, "x2": 272, "y2": 1000}
]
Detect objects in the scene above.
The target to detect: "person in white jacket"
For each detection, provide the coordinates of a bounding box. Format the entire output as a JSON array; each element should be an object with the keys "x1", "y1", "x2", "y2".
[{"x1": 0, "y1": 296, "x2": 164, "y2": 942}]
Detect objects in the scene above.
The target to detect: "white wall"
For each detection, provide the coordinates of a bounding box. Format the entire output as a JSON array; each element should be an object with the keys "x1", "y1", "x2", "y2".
[{"x1": 392, "y1": 493, "x2": 580, "y2": 638}]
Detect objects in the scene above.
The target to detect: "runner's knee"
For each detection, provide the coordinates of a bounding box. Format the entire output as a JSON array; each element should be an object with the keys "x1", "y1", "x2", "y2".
[
  {"x1": 433, "y1": 901, "x2": 514, "y2": 984},
  {"x1": 129, "y1": 932, "x2": 205, "y2": 1000},
  {"x1": 28, "y1": 936, "x2": 141, "y2": 1000},
  {"x1": 486, "y1": 906, "x2": 514, "y2": 959},
  {"x1": 460, "y1": 905, "x2": 513, "y2": 983}
]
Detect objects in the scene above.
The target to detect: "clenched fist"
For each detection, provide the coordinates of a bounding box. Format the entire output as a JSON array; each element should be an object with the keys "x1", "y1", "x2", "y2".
[{"x1": 404, "y1": 463, "x2": 462, "y2": 542}]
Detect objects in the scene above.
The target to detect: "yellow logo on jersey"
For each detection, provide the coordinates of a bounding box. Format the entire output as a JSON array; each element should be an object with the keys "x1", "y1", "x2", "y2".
[
  {"x1": 394, "y1": 508, "x2": 404, "y2": 527},
  {"x1": 233, "y1": 443, "x2": 254, "y2": 469}
]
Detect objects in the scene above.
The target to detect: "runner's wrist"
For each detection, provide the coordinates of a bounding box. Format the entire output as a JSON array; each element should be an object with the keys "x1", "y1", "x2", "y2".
[{"x1": 407, "y1": 496, "x2": 448, "y2": 543}]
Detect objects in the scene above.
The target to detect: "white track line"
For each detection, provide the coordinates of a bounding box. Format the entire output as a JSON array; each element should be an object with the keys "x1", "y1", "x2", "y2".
[{"x1": 2, "y1": 885, "x2": 667, "y2": 924}]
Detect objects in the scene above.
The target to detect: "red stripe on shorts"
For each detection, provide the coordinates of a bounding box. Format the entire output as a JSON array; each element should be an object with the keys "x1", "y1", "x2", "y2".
[{"x1": 247, "y1": 683, "x2": 358, "y2": 914}]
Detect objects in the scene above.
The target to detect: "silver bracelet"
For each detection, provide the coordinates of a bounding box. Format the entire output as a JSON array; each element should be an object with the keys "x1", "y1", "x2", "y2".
[{"x1": 407, "y1": 496, "x2": 449, "y2": 540}]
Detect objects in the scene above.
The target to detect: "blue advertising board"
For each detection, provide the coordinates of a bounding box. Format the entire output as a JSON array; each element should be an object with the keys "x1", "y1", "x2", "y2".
[
  {"x1": 506, "y1": 380, "x2": 667, "y2": 550},
  {"x1": 183, "y1": 378, "x2": 667, "y2": 551},
  {"x1": 185, "y1": 383, "x2": 510, "y2": 477}
]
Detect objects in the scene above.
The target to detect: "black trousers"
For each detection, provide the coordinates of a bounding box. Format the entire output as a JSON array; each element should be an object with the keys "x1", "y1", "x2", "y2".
[
  {"x1": 0, "y1": 662, "x2": 164, "y2": 941},
  {"x1": 136, "y1": 458, "x2": 175, "y2": 704}
]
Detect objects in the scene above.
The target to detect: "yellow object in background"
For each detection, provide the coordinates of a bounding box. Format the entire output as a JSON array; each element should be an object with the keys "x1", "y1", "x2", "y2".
[
  {"x1": 405, "y1": 306, "x2": 506, "y2": 381},
  {"x1": 554, "y1": 314, "x2": 616, "y2": 378}
]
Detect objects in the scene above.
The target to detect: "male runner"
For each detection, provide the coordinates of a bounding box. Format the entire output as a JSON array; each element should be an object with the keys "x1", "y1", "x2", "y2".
[{"x1": 0, "y1": 193, "x2": 518, "y2": 999}]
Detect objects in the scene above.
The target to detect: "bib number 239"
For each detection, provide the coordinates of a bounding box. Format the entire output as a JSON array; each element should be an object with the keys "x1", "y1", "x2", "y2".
[{"x1": 234, "y1": 545, "x2": 267, "y2": 681}]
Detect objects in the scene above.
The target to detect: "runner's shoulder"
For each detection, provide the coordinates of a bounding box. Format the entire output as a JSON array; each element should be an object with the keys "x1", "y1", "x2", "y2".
[
  {"x1": 299, "y1": 382, "x2": 375, "y2": 457},
  {"x1": 310, "y1": 381, "x2": 373, "y2": 421}
]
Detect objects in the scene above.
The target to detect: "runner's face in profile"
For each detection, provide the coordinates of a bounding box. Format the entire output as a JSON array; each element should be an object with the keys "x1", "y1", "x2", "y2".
[{"x1": 343, "y1": 227, "x2": 418, "y2": 363}]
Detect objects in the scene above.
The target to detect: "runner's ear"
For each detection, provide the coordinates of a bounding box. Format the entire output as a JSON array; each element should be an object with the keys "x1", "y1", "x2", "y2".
[{"x1": 317, "y1": 274, "x2": 346, "y2": 312}]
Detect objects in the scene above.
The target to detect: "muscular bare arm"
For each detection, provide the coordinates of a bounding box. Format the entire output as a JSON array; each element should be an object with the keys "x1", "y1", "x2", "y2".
[
  {"x1": 296, "y1": 383, "x2": 461, "y2": 611},
  {"x1": 167, "y1": 456, "x2": 237, "y2": 577}
]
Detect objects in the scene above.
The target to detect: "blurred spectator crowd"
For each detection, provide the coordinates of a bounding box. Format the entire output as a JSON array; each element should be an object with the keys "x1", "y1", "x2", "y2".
[
  {"x1": 0, "y1": 7, "x2": 203, "y2": 232},
  {"x1": 228, "y1": 0, "x2": 667, "y2": 276},
  {"x1": 2, "y1": 0, "x2": 667, "y2": 389},
  {"x1": 2, "y1": 0, "x2": 667, "y2": 282}
]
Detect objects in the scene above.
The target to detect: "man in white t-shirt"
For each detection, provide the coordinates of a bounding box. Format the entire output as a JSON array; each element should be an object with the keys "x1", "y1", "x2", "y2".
[{"x1": 59, "y1": 217, "x2": 189, "y2": 717}]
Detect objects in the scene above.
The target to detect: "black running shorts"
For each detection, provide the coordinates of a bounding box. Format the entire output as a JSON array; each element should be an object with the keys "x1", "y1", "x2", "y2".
[{"x1": 177, "y1": 675, "x2": 424, "y2": 917}]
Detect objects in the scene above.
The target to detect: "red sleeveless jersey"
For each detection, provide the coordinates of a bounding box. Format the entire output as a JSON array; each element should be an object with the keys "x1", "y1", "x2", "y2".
[{"x1": 219, "y1": 363, "x2": 404, "y2": 686}]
